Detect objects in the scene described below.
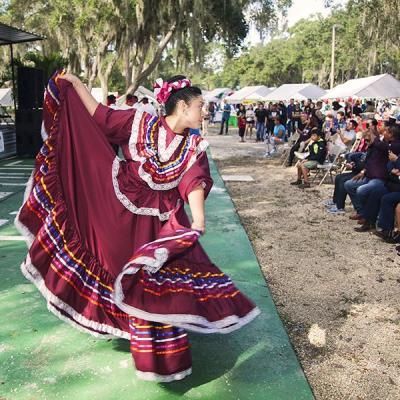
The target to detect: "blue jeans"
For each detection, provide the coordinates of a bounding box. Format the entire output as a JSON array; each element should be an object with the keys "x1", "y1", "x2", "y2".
[
  {"x1": 361, "y1": 185, "x2": 389, "y2": 223},
  {"x1": 219, "y1": 117, "x2": 229, "y2": 135},
  {"x1": 256, "y1": 122, "x2": 265, "y2": 141},
  {"x1": 286, "y1": 119, "x2": 294, "y2": 137},
  {"x1": 333, "y1": 172, "x2": 355, "y2": 209},
  {"x1": 344, "y1": 177, "x2": 386, "y2": 213},
  {"x1": 377, "y1": 192, "x2": 400, "y2": 231}
]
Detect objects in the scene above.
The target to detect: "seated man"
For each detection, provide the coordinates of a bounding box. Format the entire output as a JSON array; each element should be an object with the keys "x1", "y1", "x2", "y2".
[
  {"x1": 290, "y1": 128, "x2": 326, "y2": 189},
  {"x1": 324, "y1": 121, "x2": 382, "y2": 215},
  {"x1": 374, "y1": 192, "x2": 400, "y2": 243},
  {"x1": 355, "y1": 125, "x2": 400, "y2": 232},
  {"x1": 330, "y1": 119, "x2": 357, "y2": 154},
  {"x1": 345, "y1": 124, "x2": 400, "y2": 221},
  {"x1": 342, "y1": 121, "x2": 375, "y2": 170},
  {"x1": 264, "y1": 116, "x2": 286, "y2": 157}
]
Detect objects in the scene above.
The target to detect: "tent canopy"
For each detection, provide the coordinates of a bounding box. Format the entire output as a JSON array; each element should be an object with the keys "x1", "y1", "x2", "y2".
[
  {"x1": 0, "y1": 22, "x2": 44, "y2": 46},
  {"x1": 322, "y1": 74, "x2": 400, "y2": 100},
  {"x1": 0, "y1": 88, "x2": 13, "y2": 106},
  {"x1": 203, "y1": 87, "x2": 231, "y2": 102},
  {"x1": 264, "y1": 84, "x2": 326, "y2": 101},
  {"x1": 226, "y1": 85, "x2": 274, "y2": 104},
  {"x1": 135, "y1": 85, "x2": 157, "y2": 102}
]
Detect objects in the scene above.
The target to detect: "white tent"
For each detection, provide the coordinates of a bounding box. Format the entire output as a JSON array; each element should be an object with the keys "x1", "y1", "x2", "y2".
[
  {"x1": 322, "y1": 74, "x2": 400, "y2": 99},
  {"x1": 203, "y1": 87, "x2": 231, "y2": 103},
  {"x1": 264, "y1": 84, "x2": 326, "y2": 101},
  {"x1": 135, "y1": 85, "x2": 157, "y2": 102},
  {"x1": 91, "y1": 87, "x2": 104, "y2": 103},
  {"x1": 0, "y1": 88, "x2": 13, "y2": 107},
  {"x1": 225, "y1": 85, "x2": 274, "y2": 104}
]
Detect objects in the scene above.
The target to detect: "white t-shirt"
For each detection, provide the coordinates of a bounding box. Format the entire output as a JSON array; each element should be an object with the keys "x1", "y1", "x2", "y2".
[
  {"x1": 334, "y1": 129, "x2": 356, "y2": 150},
  {"x1": 118, "y1": 103, "x2": 134, "y2": 110},
  {"x1": 246, "y1": 109, "x2": 255, "y2": 121},
  {"x1": 138, "y1": 103, "x2": 157, "y2": 116}
]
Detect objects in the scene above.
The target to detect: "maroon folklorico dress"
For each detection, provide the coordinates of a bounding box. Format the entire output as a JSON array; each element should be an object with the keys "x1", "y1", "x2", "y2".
[{"x1": 16, "y1": 74, "x2": 260, "y2": 382}]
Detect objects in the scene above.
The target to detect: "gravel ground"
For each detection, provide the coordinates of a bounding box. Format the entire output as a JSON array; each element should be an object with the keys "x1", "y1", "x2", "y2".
[{"x1": 205, "y1": 126, "x2": 400, "y2": 400}]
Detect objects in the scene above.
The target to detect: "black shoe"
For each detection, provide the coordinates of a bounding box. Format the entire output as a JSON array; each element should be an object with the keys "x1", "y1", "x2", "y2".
[
  {"x1": 374, "y1": 230, "x2": 392, "y2": 240},
  {"x1": 290, "y1": 180, "x2": 302, "y2": 186},
  {"x1": 354, "y1": 223, "x2": 374, "y2": 232},
  {"x1": 298, "y1": 182, "x2": 311, "y2": 189},
  {"x1": 392, "y1": 232, "x2": 400, "y2": 244}
]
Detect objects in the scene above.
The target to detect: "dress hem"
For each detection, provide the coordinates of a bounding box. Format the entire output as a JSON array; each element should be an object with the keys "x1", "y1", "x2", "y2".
[
  {"x1": 20, "y1": 253, "x2": 129, "y2": 340},
  {"x1": 136, "y1": 367, "x2": 192, "y2": 382},
  {"x1": 114, "y1": 274, "x2": 261, "y2": 335}
]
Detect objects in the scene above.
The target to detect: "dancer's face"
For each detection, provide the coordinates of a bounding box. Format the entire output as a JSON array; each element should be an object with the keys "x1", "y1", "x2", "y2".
[{"x1": 179, "y1": 96, "x2": 205, "y2": 129}]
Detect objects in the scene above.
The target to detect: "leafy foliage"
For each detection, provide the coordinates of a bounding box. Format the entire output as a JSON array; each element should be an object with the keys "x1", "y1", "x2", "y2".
[{"x1": 213, "y1": 0, "x2": 400, "y2": 89}]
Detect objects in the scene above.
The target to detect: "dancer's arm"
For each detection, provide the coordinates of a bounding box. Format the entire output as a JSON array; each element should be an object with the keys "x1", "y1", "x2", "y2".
[
  {"x1": 58, "y1": 74, "x2": 98, "y2": 116},
  {"x1": 188, "y1": 186, "x2": 205, "y2": 234}
]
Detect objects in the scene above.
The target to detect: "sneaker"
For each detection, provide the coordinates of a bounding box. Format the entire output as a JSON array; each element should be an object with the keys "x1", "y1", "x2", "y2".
[
  {"x1": 322, "y1": 199, "x2": 335, "y2": 207},
  {"x1": 298, "y1": 182, "x2": 311, "y2": 189},
  {"x1": 263, "y1": 152, "x2": 271, "y2": 158},
  {"x1": 269, "y1": 149, "x2": 276, "y2": 155},
  {"x1": 327, "y1": 205, "x2": 345, "y2": 215},
  {"x1": 290, "y1": 180, "x2": 302, "y2": 185}
]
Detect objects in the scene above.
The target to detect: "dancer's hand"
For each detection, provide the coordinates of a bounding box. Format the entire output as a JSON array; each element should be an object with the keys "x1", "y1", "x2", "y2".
[
  {"x1": 57, "y1": 72, "x2": 98, "y2": 116},
  {"x1": 191, "y1": 221, "x2": 205, "y2": 235},
  {"x1": 58, "y1": 73, "x2": 81, "y2": 87}
]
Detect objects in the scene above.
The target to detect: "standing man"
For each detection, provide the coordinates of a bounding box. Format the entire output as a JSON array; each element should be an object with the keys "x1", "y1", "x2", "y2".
[
  {"x1": 208, "y1": 102, "x2": 216, "y2": 124},
  {"x1": 255, "y1": 103, "x2": 267, "y2": 142},
  {"x1": 286, "y1": 98, "x2": 295, "y2": 137},
  {"x1": 219, "y1": 100, "x2": 231, "y2": 135}
]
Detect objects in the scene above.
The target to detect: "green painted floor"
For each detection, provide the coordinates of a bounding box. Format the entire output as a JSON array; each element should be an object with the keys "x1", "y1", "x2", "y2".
[{"x1": 0, "y1": 156, "x2": 314, "y2": 400}]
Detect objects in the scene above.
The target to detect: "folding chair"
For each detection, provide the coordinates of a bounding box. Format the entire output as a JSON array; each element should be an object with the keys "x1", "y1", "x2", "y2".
[
  {"x1": 338, "y1": 137, "x2": 361, "y2": 173},
  {"x1": 312, "y1": 145, "x2": 346, "y2": 186},
  {"x1": 280, "y1": 131, "x2": 300, "y2": 166}
]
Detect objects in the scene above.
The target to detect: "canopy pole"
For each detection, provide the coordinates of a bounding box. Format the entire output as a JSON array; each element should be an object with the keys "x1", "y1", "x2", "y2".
[{"x1": 9, "y1": 43, "x2": 17, "y2": 115}]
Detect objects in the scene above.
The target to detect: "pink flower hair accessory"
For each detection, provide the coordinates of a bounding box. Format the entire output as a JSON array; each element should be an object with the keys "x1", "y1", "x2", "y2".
[{"x1": 153, "y1": 77, "x2": 191, "y2": 105}]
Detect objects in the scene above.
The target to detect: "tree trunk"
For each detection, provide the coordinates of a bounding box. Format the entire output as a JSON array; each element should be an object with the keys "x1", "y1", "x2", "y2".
[{"x1": 125, "y1": 23, "x2": 177, "y2": 95}]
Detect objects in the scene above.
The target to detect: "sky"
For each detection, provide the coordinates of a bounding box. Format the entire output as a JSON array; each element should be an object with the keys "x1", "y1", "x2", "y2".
[{"x1": 247, "y1": 0, "x2": 348, "y2": 45}]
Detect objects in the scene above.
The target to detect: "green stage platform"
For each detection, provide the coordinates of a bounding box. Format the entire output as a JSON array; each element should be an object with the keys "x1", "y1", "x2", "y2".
[{"x1": 0, "y1": 156, "x2": 314, "y2": 400}]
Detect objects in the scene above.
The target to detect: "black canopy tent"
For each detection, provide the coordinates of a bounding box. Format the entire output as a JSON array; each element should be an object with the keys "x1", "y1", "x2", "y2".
[
  {"x1": 0, "y1": 22, "x2": 44, "y2": 159},
  {"x1": 0, "y1": 22, "x2": 45, "y2": 112}
]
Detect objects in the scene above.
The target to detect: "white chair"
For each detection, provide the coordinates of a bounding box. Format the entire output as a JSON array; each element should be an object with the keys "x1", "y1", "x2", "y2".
[{"x1": 312, "y1": 144, "x2": 346, "y2": 186}]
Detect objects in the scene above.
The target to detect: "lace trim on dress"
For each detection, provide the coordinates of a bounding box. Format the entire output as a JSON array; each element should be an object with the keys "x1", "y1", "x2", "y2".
[
  {"x1": 128, "y1": 110, "x2": 209, "y2": 191},
  {"x1": 157, "y1": 125, "x2": 184, "y2": 162},
  {"x1": 135, "y1": 367, "x2": 192, "y2": 382},
  {"x1": 20, "y1": 254, "x2": 129, "y2": 339},
  {"x1": 111, "y1": 157, "x2": 173, "y2": 221}
]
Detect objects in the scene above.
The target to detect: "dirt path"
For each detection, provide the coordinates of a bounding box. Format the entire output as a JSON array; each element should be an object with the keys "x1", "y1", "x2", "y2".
[{"x1": 206, "y1": 127, "x2": 400, "y2": 400}]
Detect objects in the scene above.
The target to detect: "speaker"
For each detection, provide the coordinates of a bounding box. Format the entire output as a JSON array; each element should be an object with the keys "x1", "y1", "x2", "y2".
[
  {"x1": 17, "y1": 67, "x2": 45, "y2": 110},
  {"x1": 16, "y1": 109, "x2": 43, "y2": 157}
]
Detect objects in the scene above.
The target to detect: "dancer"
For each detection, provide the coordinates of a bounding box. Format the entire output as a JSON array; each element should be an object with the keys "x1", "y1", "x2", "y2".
[{"x1": 16, "y1": 72, "x2": 260, "y2": 382}]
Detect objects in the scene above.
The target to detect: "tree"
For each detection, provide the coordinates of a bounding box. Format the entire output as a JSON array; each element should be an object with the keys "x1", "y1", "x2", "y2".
[{"x1": 0, "y1": 0, "x2": 294, "y2": 98}]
